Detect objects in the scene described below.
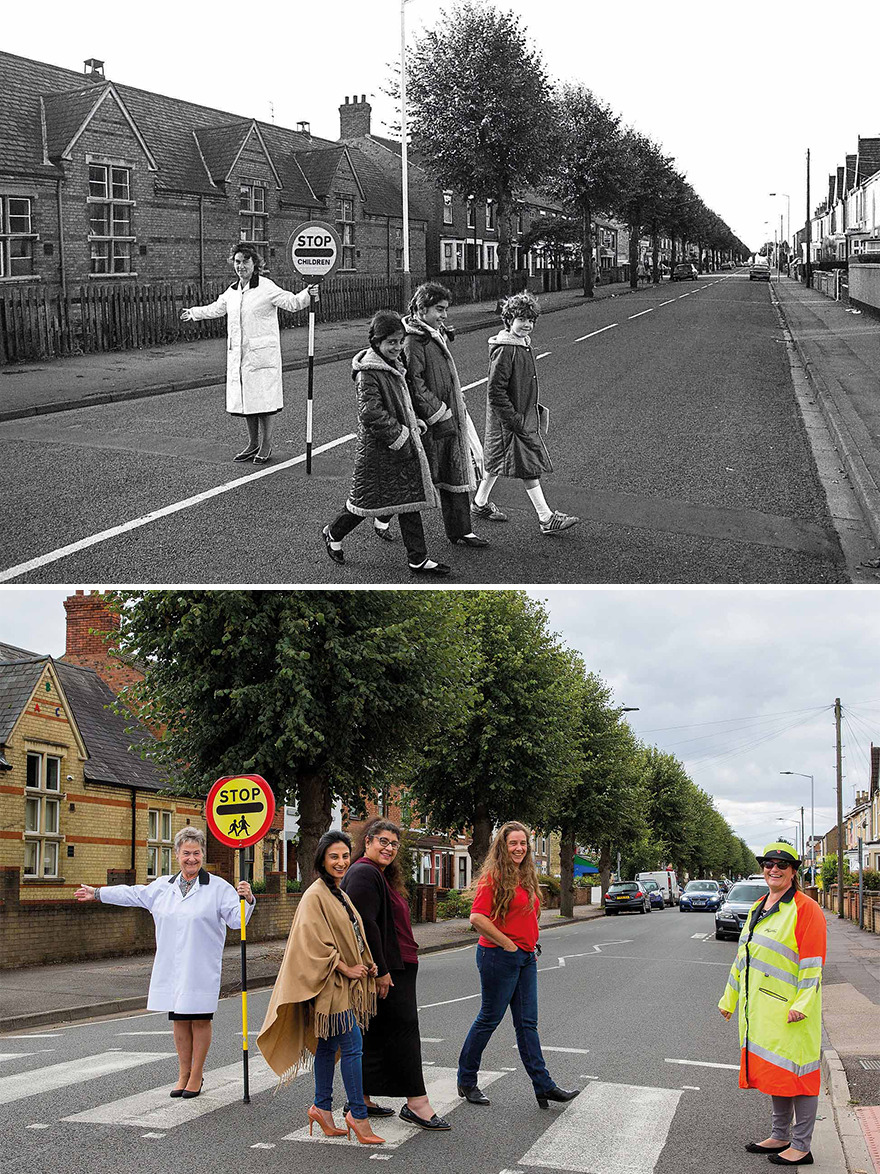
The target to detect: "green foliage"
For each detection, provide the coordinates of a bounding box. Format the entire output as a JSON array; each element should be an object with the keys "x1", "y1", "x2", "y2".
[
  {"x1": 822, "y1": 854, "x2": 856, "y2": 888},
  {"x1": 286, "y1": 879, "x2": 302, "y2": 893},
  {"x1": 860, "y1": 869, "x2": 880, "y2": 891},
  {"x1": 436, "y1": 889, "x2": 473, "y2": 920},
  {"x1": 574, "y1": 875, "x2": 601, "y2": 888},
  {"x1": 540, "y1": 874, "x2": 561, "y2": 897}
]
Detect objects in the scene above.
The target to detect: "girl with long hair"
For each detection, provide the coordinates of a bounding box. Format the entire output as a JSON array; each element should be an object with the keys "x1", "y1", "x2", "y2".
[
  {"x1": 456, "y1": 821, "x2": 580, "y2": 1109},
  {"x1": 341, "y1": 818, "x2": 450, "y2": 1130}
]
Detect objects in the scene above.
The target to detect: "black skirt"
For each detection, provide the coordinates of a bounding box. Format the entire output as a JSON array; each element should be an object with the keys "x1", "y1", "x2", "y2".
[
  {"x1": 362, "y1": 962, "x2": 425, "y2": 1097},
  {"x1": 168, "y1": 1011, "x2": 214, "y2": 1021}
]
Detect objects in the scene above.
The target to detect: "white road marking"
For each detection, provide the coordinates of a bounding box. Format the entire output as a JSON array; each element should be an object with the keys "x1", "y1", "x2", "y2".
[
  {"x1": 461, "y1": 377, "x2": 488, "y2": 391},
  {"x1": 421, "y1": 1038, "x2": 444, "y2": 1043},
  {"x1": 64, "y1": 1054, "x2": 278, "y2": 1128},
  {"x1": 9, "y1": 1034, "x2": 62, "y2": 1039},
  {"x1": 0, "y1": 1052, "x2": 53, "y2": 1062},
  {"x1": 579, "y1": 1075, "x2": 600, "y2": 1080},
  {"x1": 691, "y1": 933, "x2": 711, "y2": 940},
  {"x1": 0, "y1": 1051, "x2": 171, "y2": 1106},
  {"x1": 518, "y1": 1081, "x2": 682, "y2": 1173},
  {"x1": 665, "y1": 1058, "x2": 738, "y2": 1070},
  {"x1": 26, "y1": 1123, "x2": 50, "y2": 1130},
  {"x1": 117, "y1": 1031, "x2": 174, "y2": 1036},
  {"x1": 575, "y1": 323, "x2": 618, "y2": 342},
  {"x1": 0, "y1": 433, "x2": 357, "y2": 583},
  {"x1": 678, "y1": 293, "x2": 693, "y2": 298},
  {"x1": 538, "y1": 1047, "x2": 591, "y2": 1055},
  {"x1": 281, "y1": 1067, "x2": 503, "y2": 1148},
  {"x1": 659, "y1": 299, "x2": 675, "y2": 305},
  {"x1": 536, "y1": 351, "x2": 552, "y2": 359},
  {"x1": 628, "y1": 309, "x2": 654, "y2": 319},
  {"x1": 419, "y1": 992, "x2": 481, "y2": 1009},
  {"x1": 682, "y1": 1085, "x2": 701, "y2": 1090},
  {"x1": 251, "y1": 1143, "x2": 276, "y2": 1150},
  {"x1": 141, "y1": 1132, "x2": 165, "y2": 1138}
]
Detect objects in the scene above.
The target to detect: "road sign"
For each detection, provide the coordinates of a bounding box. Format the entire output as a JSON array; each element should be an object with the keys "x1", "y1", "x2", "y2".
[
  {"x1": 205, "y1": 774, "x2": 275, "y2": 848},
  {"x1": 287, "y1": 221, "x2": 342, "y2": 283}
]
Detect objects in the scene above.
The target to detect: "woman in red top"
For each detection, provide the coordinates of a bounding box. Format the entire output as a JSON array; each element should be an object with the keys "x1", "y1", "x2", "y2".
[{"x1": 457, "y1": 822, "x2": 580, "y2": 1109}]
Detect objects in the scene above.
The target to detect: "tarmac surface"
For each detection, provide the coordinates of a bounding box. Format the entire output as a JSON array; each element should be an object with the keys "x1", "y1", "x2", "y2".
[{"x1": 1, "y1": 902, "x2": 877, "y2": 1171}]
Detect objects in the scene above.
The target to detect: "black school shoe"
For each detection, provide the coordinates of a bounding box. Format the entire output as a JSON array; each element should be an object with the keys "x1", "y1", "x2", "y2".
[
  {"x1": 767, "y1": 1154, "x2": 813, "y2": 1166},
  {"x1": 343, "y1": 1101, "x2": 394, "y2": 1118},
  {"x1": 399, "y1": 1104, "x2": 451, "y2": 1130},
  {"x1": 745, "y1": 1142, "x2": 790, "y2": 1153}
]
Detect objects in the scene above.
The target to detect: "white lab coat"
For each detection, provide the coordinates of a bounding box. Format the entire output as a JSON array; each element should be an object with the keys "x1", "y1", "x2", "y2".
[
  {"x1": 99, "y1": 870, "x2": 255, "y2": 1013},
  {"x1": 188, "y1": 277, "x2": 312, "y2": 416}
]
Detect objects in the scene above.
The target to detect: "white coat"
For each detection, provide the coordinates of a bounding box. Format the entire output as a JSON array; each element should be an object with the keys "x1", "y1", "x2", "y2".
[
  {"x1": 188, "y1": 277, "x2": 312, "y2": 416},
  {"x1": 98, "y1": 869, "x2": 254, "y2": 1014}
]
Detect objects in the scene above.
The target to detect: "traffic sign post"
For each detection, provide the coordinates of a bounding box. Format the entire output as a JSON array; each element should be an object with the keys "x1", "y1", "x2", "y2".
[
  {"x1": 287, "y1": 222, "x2": 342, "y2": 474},
  {"x1": 205, "y1": 774, "x2": 276, "y2": 1103}
]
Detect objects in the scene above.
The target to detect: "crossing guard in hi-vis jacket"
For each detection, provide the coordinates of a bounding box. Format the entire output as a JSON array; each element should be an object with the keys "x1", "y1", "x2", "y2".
[{"x1": 718, "y1": 841, "x2": 827, "y2": 1167}]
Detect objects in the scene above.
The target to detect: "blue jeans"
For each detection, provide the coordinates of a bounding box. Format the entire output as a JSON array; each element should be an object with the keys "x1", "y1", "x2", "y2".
[
  {"x1": 313, "y1": 1021, "x2": 367, "y2": 1119},
  {"x1": 457, "y1": 944, "x2": 553, "y2": 1094}
]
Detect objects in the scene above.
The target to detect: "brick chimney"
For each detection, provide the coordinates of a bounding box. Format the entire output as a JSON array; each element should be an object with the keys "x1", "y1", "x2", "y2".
[
  {"x1": 339, "y1": 95, "x2": 371, "y2": 140},
  {"x1": 61, "y1": 590, "x2": 142, "y2": 695}
]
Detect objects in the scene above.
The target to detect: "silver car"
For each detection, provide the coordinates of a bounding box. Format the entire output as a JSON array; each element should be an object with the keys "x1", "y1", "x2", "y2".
[{"x1": 714, "y1": 879, "x2": 769, "y2": 940}]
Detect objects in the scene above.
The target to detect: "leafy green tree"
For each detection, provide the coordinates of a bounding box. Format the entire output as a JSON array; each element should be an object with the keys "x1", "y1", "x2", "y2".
[
  {"x1": 639, "y1": 747, "x2": 695, "y2": 872},
  {"x1": 409, "y1": 591, "x2": 578, "y2": 872},
  {"x1": 114, "y1": 591, "x2": 472, "y2": 875},
  {"x1": 405, "y1": 2, "x2": 553, "y2": 296},
  {"x1": 615, "y1": 131, "x2": 675, "y2": 290}
]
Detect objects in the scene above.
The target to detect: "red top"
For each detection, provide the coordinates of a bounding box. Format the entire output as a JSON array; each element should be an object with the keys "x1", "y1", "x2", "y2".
[
  {"x1": 471, "y1": 879, "x2": 540, "y2": 951},
  {"x1": 386, "y1": 883, "x2": 419, "y2": 964}
]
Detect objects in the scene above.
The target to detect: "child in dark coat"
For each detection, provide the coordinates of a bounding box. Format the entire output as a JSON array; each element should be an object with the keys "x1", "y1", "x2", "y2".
[
  {"x1": 322, "y1": 311, "x2": 451, "y2": 576},
  {"x1": 473, "y1": 293, "x2": 579, "y2": 535}
]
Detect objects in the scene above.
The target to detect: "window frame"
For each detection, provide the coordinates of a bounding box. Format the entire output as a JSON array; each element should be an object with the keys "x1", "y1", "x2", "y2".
[
  {"x1": 147, "y1": 806, "x2": 174, "y2": 878},
  {"x1": 87, "y1": 163, "x2": 136, "y2": 277},
  {"x1": 442, "y1": 191, "x2": 453, "y2": 226},
  {"x1": 238, "y1": 179, "x2": 269, "y2": 253},
  {"x1": 335, "y1": 194, "x2": 356, "y2": 271},
  {"x1": 23, "y1": 750, "x2": 64, "y2": 878},
  {"x1": 0, "y1": 194, "x2": 38, "y2": 280}
]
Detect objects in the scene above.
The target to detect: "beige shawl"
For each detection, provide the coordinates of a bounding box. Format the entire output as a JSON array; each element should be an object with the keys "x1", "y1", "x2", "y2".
[{"x1": 257, "y1": 878, "x2": 377, "y2": 1084}]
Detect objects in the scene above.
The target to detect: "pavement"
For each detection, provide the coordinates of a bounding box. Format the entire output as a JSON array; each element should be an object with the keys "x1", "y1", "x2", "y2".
[
  {"x1": 0, "y1": 279, "x2": 643, "y2": 422},
  {"x1": 1, "y1": 901, "x2": 877, "y2": 1170}
]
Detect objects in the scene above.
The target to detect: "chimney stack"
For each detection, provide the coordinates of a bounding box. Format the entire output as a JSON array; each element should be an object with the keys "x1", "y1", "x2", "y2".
[
  {"x1": 61, "y1": 590, "x2": 142, "y2": 695},
  {"x1": 338, "y1": 94, "x2": 372, "y2": 140},
  {"x1": 83, "y1": 58, "x2": 105, "y2": 81},
  {"x1": 296, "y1": 120, "x2": 311, "y2": 137}
]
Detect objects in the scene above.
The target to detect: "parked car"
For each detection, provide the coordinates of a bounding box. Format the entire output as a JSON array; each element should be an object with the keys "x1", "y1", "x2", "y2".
[
  {"x1": 671, "y1": 262, "x2": 699, "y2": 282},
  {"x1": 721, "y1": 261, "x2": 734, "y2": 270},
  {"x1": 715, "y1": 879, "x2": 769, "y2": 940},
  {"x1": 679, "y1": 879, "x2": 723, "y2": 912},
  {"x1": 642, "y1": 879, "x2": 666, "y2": 910},
  {"x1": 636, "y1": 869, "x2": 680, "y2": 905},
  {"x1": 604, "y1": 881, "x2": 652, "y2": 914},
  {"x1": 749, "y1": 260, "x2": 771, "y2": 281}
]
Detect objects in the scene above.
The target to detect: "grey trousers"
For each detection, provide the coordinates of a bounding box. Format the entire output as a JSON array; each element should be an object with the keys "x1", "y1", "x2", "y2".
[{"x1": 771, "y1": 1093, "x2": 819, "y2": 1152}]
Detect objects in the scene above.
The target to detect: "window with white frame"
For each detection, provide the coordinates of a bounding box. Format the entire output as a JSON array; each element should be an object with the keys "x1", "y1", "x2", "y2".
[
  {"x1": 147, "y1": 808, "x2": 173, "y2": 878},
  {"x1": 88, "y1": 163, "x2": 135, "y2": 275},
  {"x1": 0, "y1": 196, "x2": 37, "y2": 279},
  {"x1": 239, "y1": 179, "x2": 268, "y2": 250},
  {"x1": 336, "y1": 195, "x2": 355, "y2": 269},
  {"x1": 466, "y1": 198, "x2": 476, "y2": 230},
  {"x1": 485, "y1": 201, "x2": 496, "y2": 230},
  {"x1": 24, "y1": 751, "x2": 62, "y2": 878},
  {"x1": 457, "y1": 856, "x2": 468, "y2": 889},
  {"x1": 442, "y1": 191, "x2": 453, "y2": 225}
]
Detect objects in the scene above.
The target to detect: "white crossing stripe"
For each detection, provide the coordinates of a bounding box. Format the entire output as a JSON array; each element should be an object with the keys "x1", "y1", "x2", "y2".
[
  {"x1": 64, "y1": 1054, "x2": 278, "y2": 1128},
  {"x1": 281, "y1": 1067, "x2": 502, "y2": 1148},
  {"x1": 420, "y1": 1038, "x2": 444, "y2": 1043},
  {"x1": 518, "y1": 1081, "x2": 682, "y2": 1173},
  {"x1": 575, "y1": 324, "x2": 618, "y2": 342},
  {"x1": 117, "y1": 1031, "x2": 174, "y2": 1036},
  {"x1": 532, "y1": 1047, "x2": 590, "y2": 1055},
  {"x1": 665, "y1": 1058, "x2": 738, "y2": 1070},
  {"x1": 461, "y1": 378, "x2": 488, "y2": 392},
  {"x1": 0, "y1": 1051, "x2": 171, "y2": 1105}
]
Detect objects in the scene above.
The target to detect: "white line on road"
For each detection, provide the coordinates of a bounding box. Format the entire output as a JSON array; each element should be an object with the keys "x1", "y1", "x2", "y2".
[
  {"x1": 9, "y1": 1034, "x2": 62, "y2": 1039},
  {"x1": 678, "y1": 293, "x2": 693, "y2": 298},
  {"x1": 420, "y1": 1038, "x2": 444, "y2": 1043},
  {"x1": 117, "y1": 1031, "x2": 174, "y2": 1035},
  {"x1": 0, "y1": 1052, "x2": 171, "y2": 1106},
  {"x1": 518, "y1": 1081, "x2": 682, "y2": 1174},
  {"x1": 535, "y1": 351, "x2": 552, "y2": 359},
  {"x1": 627, "y1": 309, "x2": 654, "y2": 319},
  {"x1": 682, "y1": 1086, "x2": 701, "y2": 1090},
  {"x1": 0, "y1": 433, "x2": 357, "y2": 583},
  {"x1": 540, "y1": 1047, "x2": 591, "y2": 1054},
  {"x1": 659, "y1": 299, "x2": 675, "y2": 305},
  {"x1": 26, "y1": 1123, "x2": 50, "y2": 1130},
  {"x1": 461, "y1": 377, "x2": 488, "y2": 391},
  {"x1": 418, "y1": 992, "x2": 481, "y2": 1009},
  {"x1": 251, "y1": 1144, "x2": 276, "y2": 1150},
  {"x1": 691, "y1": 933, "x2": 711, "y2": 940},
  {"x1": 141, "y1": 1132, "x2": 166, "y2": 1138},
  {"x1": 575, "y1": 323, "x2": 618, "y2": 342},
  {"x1": 665, "y1": 1058, "x2": 738, "y2": 1070}
]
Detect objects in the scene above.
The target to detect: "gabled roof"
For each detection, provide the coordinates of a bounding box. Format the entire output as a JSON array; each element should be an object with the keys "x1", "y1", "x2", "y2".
[
  {"x1": 296, "y1": 146, "x2": 353, "y2": 201},
  {"x1": 41, "y1": 82, "x2": 158, "y2": 168},
  {"x1": 193, "y1": 120, "x2": 251, "y2": 184},
  {"x1": 0, "y1": 641, "x2": 166, "y2": 791},
  {"x1": 846, "y1": 155, "x2": 857, "y2": 194},
  {"x1": 856, "y1": 137, "x2": 880, "y2": 185}
]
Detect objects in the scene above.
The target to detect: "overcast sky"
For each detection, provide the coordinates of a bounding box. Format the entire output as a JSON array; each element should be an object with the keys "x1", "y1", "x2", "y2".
[
  {"x1": 4, "y1": 0, "x2": 878, "y2": 252},
  {"x1": 3, "y1": 587, "x2": 877, "y2": 859}
]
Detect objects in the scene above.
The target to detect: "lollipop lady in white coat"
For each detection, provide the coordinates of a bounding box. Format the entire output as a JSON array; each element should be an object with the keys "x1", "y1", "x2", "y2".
[
  {"x1": 181, "y1": 245, "x2": 318, "y2": 463},
  {"x1": 75, "y1": 827, "x2": 253, "y2": 1098}
]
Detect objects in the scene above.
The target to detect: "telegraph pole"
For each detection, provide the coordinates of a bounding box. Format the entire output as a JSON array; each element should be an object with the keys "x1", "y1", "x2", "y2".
[
  {"x1": 805, "y1": 149, "x2": 812, "y2": 288},
  {"x1": 835, "y1": 698, "x2": 844, "y2": 916}
]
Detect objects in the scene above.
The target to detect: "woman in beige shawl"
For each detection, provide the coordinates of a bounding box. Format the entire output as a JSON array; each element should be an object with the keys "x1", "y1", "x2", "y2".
[{"x1": 257, "y1": 830, "x2": 383, "y2": 1144}]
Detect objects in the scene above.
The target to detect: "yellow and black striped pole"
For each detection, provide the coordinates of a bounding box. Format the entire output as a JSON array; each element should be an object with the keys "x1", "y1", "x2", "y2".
[{"x1": 239, "y1": 847, "x2": 250, "y2": 1103}]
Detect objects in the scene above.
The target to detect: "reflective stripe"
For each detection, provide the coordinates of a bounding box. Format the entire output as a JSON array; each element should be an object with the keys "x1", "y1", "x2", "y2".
[
  {"x1": 797, "y1": 977, "x2": 820, "y2": 990},
  {"x1": 752, "y1": 933, "x2": 799, "y2": 965},
  {"x1": 727, "y1": 974, "x2": 740, "y2": 993},
  {"x1": 734, "y1": 955, "x2": 745, "y2": 972},
  {"x1": 747, "y1": 1040, "x2": 821, "y2": 1077},
  {"x1": 749, "y1": 958, "x2": 798, "y2": 986},
  {"x1": 799, "y1": 956, "x2": 823, "y2": 969}
]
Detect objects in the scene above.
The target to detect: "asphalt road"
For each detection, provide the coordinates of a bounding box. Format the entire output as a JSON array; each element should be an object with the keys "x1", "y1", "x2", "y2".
[
  {"x1": 0, "y1": 274, "x2": 850, "y2": 584},
  {"x1": 0, "y1": 909, "x2": 810, "y2": 1174}
]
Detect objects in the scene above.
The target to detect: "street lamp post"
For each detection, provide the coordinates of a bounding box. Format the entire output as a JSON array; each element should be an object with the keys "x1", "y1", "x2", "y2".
[
  {"x1": 400, "y1": 0, "x2": 415, "y2": 312},
  {"x1": 780, "y1": 772, "x2": 814, "y2": 884},
  {"x1": 777, "y1": 818, "x2": 800, "y2": 859},
  {"x1": 769, "y1": 192, "x2": 791, "y2": 247}
]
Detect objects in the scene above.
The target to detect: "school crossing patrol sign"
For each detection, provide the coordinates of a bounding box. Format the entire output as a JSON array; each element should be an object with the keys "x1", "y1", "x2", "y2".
[{"x1": 205, "y1": 774, "x2": 275, "y2": 848}]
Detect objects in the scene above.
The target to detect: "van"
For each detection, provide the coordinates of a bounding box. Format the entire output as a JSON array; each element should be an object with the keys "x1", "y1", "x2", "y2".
[{"x1": 636, "y1": 870, "x2": 680, "y2": 906}]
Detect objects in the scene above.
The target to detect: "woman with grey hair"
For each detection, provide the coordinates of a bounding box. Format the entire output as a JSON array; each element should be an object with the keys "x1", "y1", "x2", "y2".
[{"x1": 76, "y1": 825, "x2": 254, "y2": 1098}]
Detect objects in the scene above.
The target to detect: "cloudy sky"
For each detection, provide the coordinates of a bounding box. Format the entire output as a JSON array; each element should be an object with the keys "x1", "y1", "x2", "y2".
[
  {"x1": 4, "y1": 0, "x2": 878, "y2": 252},
  {"x1": 3, "y1": 587, "x2": 877, "y2": 858}
]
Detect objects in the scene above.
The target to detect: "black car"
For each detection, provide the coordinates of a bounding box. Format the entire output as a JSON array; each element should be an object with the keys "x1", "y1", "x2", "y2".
[
  {"x1": 714, "y1": 880, "x2": 769, "y2": 940},
  {"x1": 671, "y1": 262, "x2": 698, "y2": 281},
  {"x1": 604, "y1": 881, "x2": 651, "y2": 914},
  {"x1": 679, "y1": 879, "x2": 722, "y2": 912}
]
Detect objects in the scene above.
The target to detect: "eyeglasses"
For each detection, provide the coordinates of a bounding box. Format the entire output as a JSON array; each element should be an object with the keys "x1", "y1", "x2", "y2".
[
  {"x1": 762, "y1": 861, "x2": 793, "y2": 870},
  {"x1": 374, "y1": 837, "x2": 400, "y2": 851}
]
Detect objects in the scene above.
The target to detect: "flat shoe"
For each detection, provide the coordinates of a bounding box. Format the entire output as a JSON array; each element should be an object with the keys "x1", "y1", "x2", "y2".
[
  {"x1": 409, "y1": 561, "x2": 451, "y2": 576},
  {"x1": 344, "y1": 1101, "x2": 394, "y2": 1118},
  {"x1": 450, "y1": 534, "x2": 489, "y2": 548},
  {"x1": 253, "y1": 448, "x2": 273, "y2": 463},
  {"x1": 322, "y1": 526, "x2": 344, "y2": 565},
  {"x1": 399, "y1": 1104, "x2": 451, "y2": 1130},
  {"x1": 373, "y1": 523, "x2": 396, "y2": 543},
  {"x1": 767, "y1": 1154, "x2": 812, "y2": 1166},
  {"x1": 745, "y1": 1142, "x2": 790, "y2": 1153},
  {"x1": 233, "y1": 446, "x2": 258, "y2": 461}
]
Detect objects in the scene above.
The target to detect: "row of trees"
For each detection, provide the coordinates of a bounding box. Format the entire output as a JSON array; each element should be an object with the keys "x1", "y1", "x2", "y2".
[
  {"x1": 114, "y1": 591, "x2": 756, "y2": 914},
  {"x1": 403, "y1": 3, "x2": 749, "y2": 297}
]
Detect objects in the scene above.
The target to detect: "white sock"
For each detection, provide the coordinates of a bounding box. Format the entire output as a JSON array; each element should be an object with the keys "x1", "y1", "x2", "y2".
[
  {"x1": 410, "y1": 558, "x2": 439, "y2": 569},
  {"x1": 526, "y1": 484, "x2": 553, "y2": 523},
  {"x1": 373, "y1": 519, "x2": 390, "y2": 531},
  {"x1": 474, "y1": 475, "x2": 497, "y2": 507},
  {"x1": 324, "y1": 526, "x2": 343, "y2": 551}
]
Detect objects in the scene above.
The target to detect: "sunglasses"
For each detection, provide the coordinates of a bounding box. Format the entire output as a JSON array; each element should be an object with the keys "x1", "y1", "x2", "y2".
[{"x1": 761, "y1": 860, "x2": 793, "y2": 870}]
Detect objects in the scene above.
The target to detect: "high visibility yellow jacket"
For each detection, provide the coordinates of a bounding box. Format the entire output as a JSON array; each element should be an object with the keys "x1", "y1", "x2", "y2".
[{"x1": 718, "y1": 886, "x2": 826, "y2": 1096}]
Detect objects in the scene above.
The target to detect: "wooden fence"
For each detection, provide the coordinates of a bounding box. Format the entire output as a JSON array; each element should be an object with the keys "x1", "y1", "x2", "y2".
[{"x1": 0, "y1": 274, "x2": 407, "y2": 365}]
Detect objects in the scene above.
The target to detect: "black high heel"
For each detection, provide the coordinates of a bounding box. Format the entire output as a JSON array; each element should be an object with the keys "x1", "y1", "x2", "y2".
[
  {"x1": 181, "y1": 1080, "x2": 203, "y2": 1099},
  {"x1": 536, "y1": 1086, "x2": 580, "y2": 1109}
]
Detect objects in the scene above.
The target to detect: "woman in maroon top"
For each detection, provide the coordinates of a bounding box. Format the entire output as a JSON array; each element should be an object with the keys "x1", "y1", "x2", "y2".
[
  {"x1": 457, "y1": 822, "x2": 580, "y2": 1109},
  {"x1": 341, "y1": 818, "x2": 450, "y2": 1130}
]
